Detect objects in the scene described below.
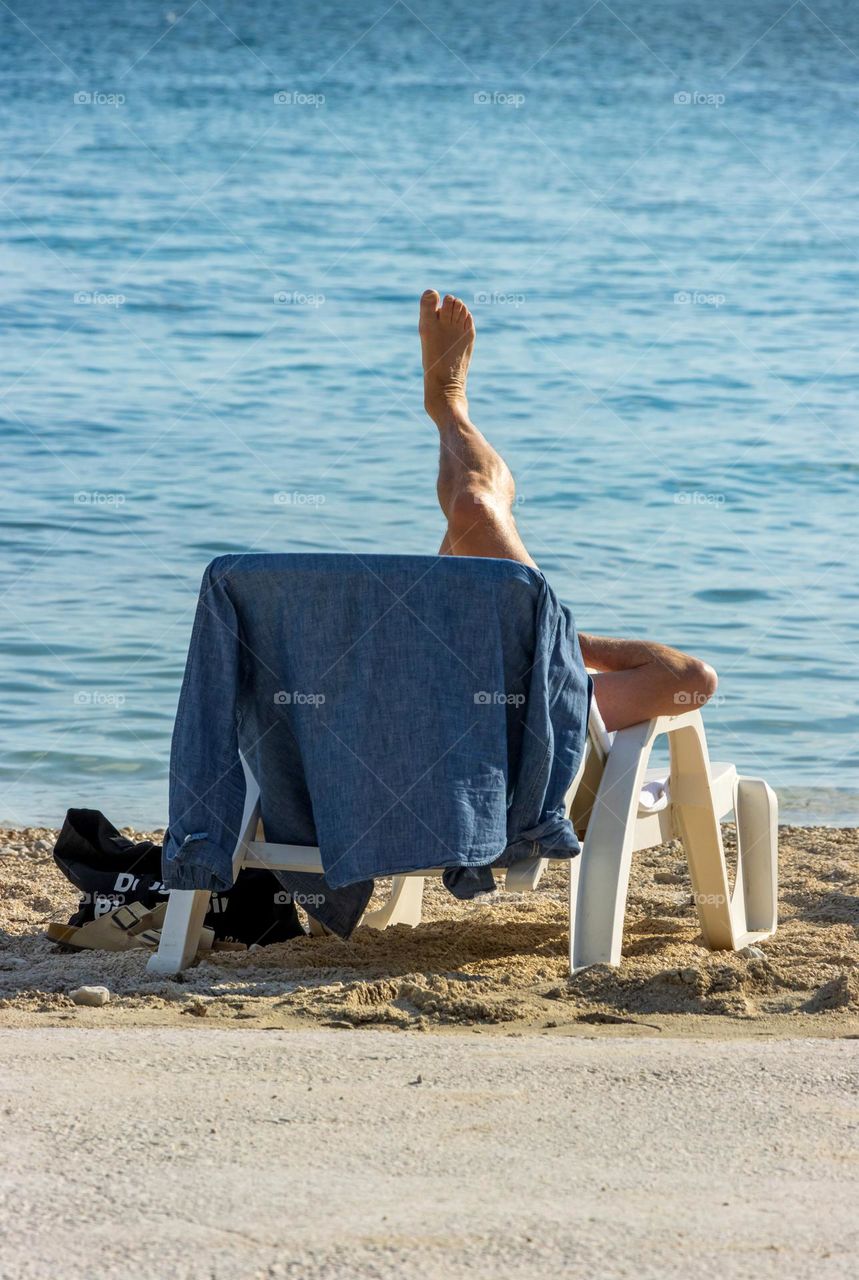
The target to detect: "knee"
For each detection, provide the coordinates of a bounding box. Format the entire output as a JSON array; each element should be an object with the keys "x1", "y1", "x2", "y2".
[{"x1": 676, "y1": 658, "x2": 718, "y2": 710}]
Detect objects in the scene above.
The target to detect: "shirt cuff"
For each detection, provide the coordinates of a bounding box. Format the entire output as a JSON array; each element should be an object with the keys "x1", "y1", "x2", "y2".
[
  {"x1": 505, "y1": 815, "x2": 581, "y2": 859},
  {"x1": 162, "y1": 831, "x2": 234, "y2": 893}
]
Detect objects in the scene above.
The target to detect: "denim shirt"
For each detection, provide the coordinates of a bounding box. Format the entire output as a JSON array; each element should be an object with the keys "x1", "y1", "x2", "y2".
[{"x1": 162, "y1": 553, "x2": 591, "y2": 936}]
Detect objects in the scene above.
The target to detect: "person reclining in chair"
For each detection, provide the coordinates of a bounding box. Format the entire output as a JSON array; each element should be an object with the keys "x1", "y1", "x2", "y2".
[{"x1": 418, "y1": 288, "x2": 719, "y2": 733}]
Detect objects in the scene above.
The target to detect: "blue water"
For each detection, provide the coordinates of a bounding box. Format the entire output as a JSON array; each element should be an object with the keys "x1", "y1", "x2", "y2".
[{"x1": 1, "y1": 0, "x2": 857, "y2": 827}]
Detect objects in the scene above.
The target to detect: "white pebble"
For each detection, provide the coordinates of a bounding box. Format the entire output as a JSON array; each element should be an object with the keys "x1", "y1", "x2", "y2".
[{"x1": 70, "y1": 985, "x2": 111, "y2": 1007}]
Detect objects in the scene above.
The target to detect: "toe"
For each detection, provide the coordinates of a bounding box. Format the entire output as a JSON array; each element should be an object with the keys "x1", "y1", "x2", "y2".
[
  {"x1": 452, "y1": 297, "x2": 473, "y2": 330},
  {"x1": 442, "y1": 294, "x2": 456, "y2": 319},
  {"x1": 420, "y1": 289, "x2": 440, "y2": 322}
]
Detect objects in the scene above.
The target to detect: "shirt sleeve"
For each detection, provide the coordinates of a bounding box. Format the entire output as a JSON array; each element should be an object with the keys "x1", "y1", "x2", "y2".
[
  {"x1": 162, "y1": 557, "x2": 248, "y2": 893},
  {"x1": 505, "y1": 574, "x2": 591, "y2": 856}
]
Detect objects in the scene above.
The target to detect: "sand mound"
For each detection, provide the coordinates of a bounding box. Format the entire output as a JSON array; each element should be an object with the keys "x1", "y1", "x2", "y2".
[{"x1": 1, "y1": 825, "x2": 857, "y2": 1035}]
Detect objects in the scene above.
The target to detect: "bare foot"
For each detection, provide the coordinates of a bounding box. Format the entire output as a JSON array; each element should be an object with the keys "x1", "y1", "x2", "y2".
[
  {"x1": 418, "y1": 288, "x2": 518, "y2": 528},
  {"x1": 419, "y1": 290, "x2": 475, "y2": 428}
]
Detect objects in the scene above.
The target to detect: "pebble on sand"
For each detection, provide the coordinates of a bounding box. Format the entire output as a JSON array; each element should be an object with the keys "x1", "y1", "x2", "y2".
[{"x1": 70, "y1": 985, "x2": 111, "y2": 1007}]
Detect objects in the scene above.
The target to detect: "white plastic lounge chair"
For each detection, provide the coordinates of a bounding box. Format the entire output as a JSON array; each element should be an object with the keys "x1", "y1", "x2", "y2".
[
  {"x1": 148, "y1": 696, "x2": 777, "y2": 977},
  {"x1": 565, "y1": 699, "x2": 777, "y2": 970}
]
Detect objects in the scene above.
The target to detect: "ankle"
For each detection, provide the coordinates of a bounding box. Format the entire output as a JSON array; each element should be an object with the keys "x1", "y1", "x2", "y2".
[{"x1": 424, "y1": 391, "x2": 471, "y2": 432}]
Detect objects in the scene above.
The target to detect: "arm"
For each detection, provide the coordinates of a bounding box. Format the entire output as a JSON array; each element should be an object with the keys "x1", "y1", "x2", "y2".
[{"x1": 578, "y1": 632, "x2": 718, "y2": 733}]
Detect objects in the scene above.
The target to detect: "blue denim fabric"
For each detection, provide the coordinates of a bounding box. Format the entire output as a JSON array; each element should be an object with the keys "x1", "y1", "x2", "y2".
[{"x1": 162, "y1": 553, "x2": 591, "y2": 937}]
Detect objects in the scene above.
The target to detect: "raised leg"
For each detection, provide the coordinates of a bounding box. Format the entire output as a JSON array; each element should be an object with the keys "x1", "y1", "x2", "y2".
[{"x1": 419, "y1": 290, "x2": 536, "y2": 566}]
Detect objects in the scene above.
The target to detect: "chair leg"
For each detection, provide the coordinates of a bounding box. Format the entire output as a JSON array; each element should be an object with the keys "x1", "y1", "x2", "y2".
[
  {"x1": 148, "y1": 771, "x2": 261, "y2": 976},
  {"x1": 569, "y1": 719, "x2": 657, "y2": 972},
  {"x1": 732, "y1": 776, "x2": 778, "y2": 940},
  {"x1": 361, "y1": 876, "x2": 425, "y2": 930},
  {"x1": 145, "y1": 889, "x2": 211, "y2": 975},
  {"x1": 568, "y1": 709, "x2": 777, "y2": 973},
  {"x1": 306, "y1": 913, "x2": 329, "y2": 937},
  {"x1": 668, "y1": 717, "x2": 737, "y2": 950},
  {"x1": 667, "y1": 722, "x2": 779, "y2": 949},
  {"x1": 505, "y1": 856, "x2": 548, "y2": 892}
]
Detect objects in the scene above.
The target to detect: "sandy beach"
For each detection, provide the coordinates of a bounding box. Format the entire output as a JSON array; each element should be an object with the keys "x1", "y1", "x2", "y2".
[
  {"x1": 3, "y1": 824, "x2": 857, "y2": 1276},
  {"x1": 4, "y1": 2, "x2": 858, "y2": 1275},
  {"x1": 1, "y1": 823, "x2": 857, "y2": 1035},
  {"x1": 3, "y1": 1028, "x2": 857, "y2": 1279}
]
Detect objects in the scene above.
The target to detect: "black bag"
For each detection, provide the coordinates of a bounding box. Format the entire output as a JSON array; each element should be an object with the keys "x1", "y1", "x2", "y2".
[{"x1": 53, "y1": 808, "x2": 305, "y2": 947}]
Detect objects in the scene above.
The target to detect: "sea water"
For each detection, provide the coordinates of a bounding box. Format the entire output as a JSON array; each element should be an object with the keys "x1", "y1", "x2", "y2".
[{"x1": 1, "y1": 0, "x2": 856, "y2": 825}]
